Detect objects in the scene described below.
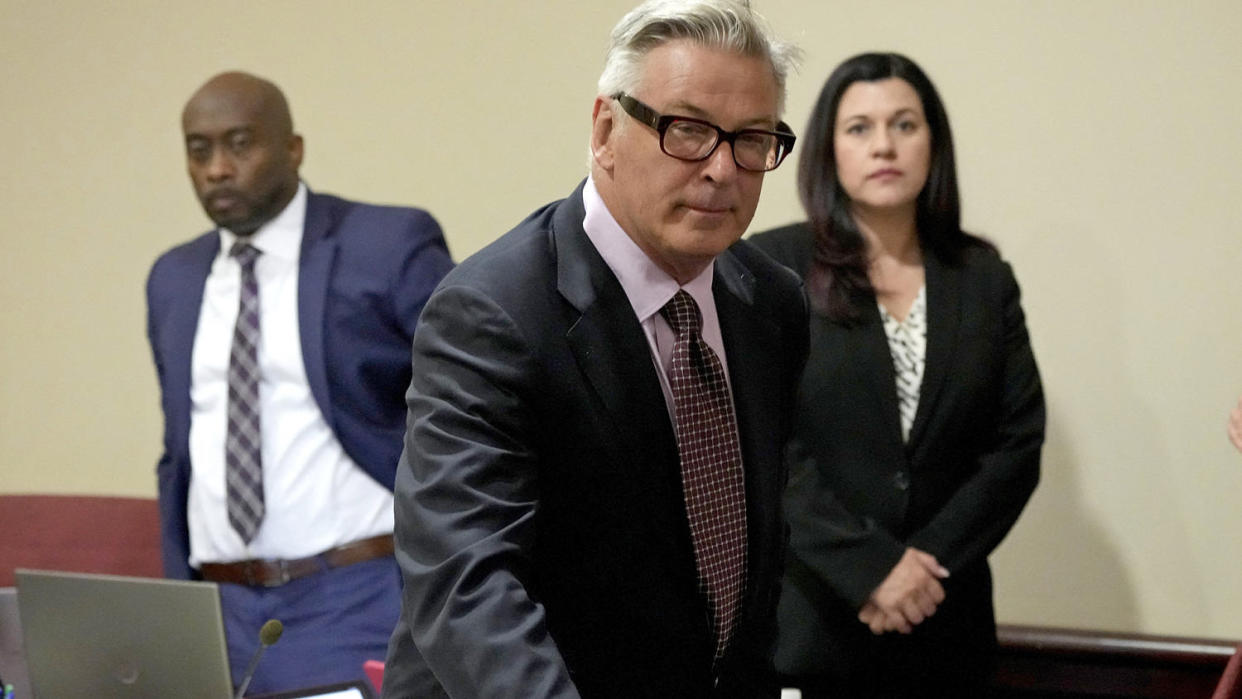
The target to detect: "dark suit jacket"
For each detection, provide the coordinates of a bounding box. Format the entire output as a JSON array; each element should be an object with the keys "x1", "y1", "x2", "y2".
[
  {"x1": 382, "y1": 181, "x2": 809, "y2": 698},
  {"x1": 146, "y1": 189, "x2": 453, "y2": 579},
  {"x1": 749, "y1": 222, "x2": 1044, "y2": 684}
]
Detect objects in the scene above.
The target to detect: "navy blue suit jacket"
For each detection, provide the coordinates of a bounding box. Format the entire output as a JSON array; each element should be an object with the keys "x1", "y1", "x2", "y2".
[
  {"x1": 146, "y1": 189, "x2": 453, "y2": 579},
  {"x1": 382, "y1": 181, "x2": 809, "y2": 698}
]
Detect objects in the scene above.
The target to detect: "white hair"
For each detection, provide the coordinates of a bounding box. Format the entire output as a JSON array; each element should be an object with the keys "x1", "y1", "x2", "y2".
[{"x1": 597, "y1": 0, "x2": 801, "y2": 116}]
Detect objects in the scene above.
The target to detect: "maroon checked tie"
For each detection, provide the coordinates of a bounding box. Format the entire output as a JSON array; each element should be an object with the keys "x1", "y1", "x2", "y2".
[
  {"x1": 661, "y1": 289, "x2": 748, "y2": 660},
  {"x1": 226, "y1": 242, "x2": 264, "y2": 543}
]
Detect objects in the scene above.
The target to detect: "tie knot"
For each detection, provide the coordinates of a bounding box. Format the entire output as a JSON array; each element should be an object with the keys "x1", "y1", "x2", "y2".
[
  {"x1": 661, "y1": 289, "x2": 702, "y2": 335},
  {"x1": 230, "y1": 241, "x2": 260, "y2": 268}
]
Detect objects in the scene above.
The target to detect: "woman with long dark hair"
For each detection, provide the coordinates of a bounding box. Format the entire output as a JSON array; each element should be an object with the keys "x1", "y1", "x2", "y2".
[{"x1": 751, "y1": 52, "x2": 1045, "y2": 697}]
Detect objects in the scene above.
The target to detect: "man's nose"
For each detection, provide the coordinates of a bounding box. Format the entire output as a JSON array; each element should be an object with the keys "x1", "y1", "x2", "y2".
[
  {"x1": 205, "y1": 148, "x2": 235, "y2": 181},
  {"x1": 702, "y1": 140, "x2": 739, "y2": 183}
]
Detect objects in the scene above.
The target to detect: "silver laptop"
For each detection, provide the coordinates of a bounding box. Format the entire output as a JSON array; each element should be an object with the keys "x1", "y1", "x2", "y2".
[
  {"x1": 0, "y1": 587, "x2": 32, "y2": 698},
  {"x1": 16, "y1": 569, "x2": 233, "y2": 698}
]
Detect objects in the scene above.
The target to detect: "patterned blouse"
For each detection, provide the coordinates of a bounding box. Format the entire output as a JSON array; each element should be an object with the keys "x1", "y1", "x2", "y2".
[{"x1": 878, "y1": 286, "x2": 927, "y2": 443}]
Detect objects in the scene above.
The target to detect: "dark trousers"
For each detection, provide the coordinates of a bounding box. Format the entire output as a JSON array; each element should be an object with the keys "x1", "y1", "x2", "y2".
[
  {"x1": 219, "y1": 555, "x2": 402, "y2": 695},
  {"x1": 784, "y1": 677, "x2": 994, "y2": 699},
  {"x1": 780, "y1": 630, "x2": 997, "y2": 698},
  {"x1": 781, "y1": 658, "x2": 995, "y2": 699}
]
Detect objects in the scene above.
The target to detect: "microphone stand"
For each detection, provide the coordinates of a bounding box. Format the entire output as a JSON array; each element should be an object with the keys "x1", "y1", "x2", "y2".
[{"x1": 234, "y1": 619, "x2": 283, "y2": 699}]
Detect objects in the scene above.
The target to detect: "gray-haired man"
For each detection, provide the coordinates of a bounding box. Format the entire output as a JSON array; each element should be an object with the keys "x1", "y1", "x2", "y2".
[{"x1": 383, "y1": 2, "x2": 806, "y2": 696}]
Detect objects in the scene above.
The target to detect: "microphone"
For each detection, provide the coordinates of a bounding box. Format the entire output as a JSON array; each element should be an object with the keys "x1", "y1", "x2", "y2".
[{"x1": 234, "y1": 619, "x2": 283, "y2": 699}]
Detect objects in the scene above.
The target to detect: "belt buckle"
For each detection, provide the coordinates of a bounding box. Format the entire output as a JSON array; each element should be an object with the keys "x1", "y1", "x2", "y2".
[
  {"x1": 268, "y1": 559, "x2": 292, "y2": 587},
  {"x1": 241, "y1": 559, "x2": 291, "y2": 587},
  {"x1": 243, "y1": 560, "x2": 262, "y2": 587}
]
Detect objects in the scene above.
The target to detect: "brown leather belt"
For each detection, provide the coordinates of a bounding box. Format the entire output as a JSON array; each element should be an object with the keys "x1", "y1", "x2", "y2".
[{"x1": 199, "y1": 534, "x2": 395, "y2": 587}]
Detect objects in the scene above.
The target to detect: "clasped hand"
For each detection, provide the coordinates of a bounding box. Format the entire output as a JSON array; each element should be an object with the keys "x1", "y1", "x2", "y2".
[{"x1": 857, "y1": 547, "x2": 950, "y2": 635}]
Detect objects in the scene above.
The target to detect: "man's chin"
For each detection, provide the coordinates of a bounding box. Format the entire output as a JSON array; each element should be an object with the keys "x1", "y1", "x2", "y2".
[
  {"x1": 660, "y1": 237, "x2": 744, "y2": 281},
  {"x1": 206, "y1": 213, "x2": 257, "y2": 235},
  {"x1": 679, "y1": 220, "x2": 746, "y2": 246}
]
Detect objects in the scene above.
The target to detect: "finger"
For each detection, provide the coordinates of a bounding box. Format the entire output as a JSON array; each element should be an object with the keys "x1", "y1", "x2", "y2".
[
  {"x1": 881, "y1": 607, "x2": 911, "y2": 633},
  {"x1": 926, "y1": 578, "x2": 946, "y2": 605},
  {"x1": 913, "y1": 588, "x2": 937, "y2": 618},
  {"x1": 887, "y1": 611, "x2": 913, "y2": 635},
  {"x1": 858, "y1": 605, "x2": 876, "y2": 625},
  {"x1": 914, "y1": 550, "x2": 950, "y2": 578},
  {"x1": 872, "y1": 584, "x2": 905, "y2": 612},
  {"x1": 900, "y1": 598, "x2": 926, "y2": 627}
]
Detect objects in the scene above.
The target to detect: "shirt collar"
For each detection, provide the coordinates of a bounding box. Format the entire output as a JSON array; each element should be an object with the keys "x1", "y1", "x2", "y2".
[
  {"x1": 218, "y1": 181, "x2": 307, "y2": 263},
  {"x1": 581, "y1": 176, "x2": 715, "y2": 323}
]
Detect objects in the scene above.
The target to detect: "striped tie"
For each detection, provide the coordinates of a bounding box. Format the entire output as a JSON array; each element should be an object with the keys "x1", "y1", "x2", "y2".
[
  {"x1": 660, "y1": 289, "x2": 748, "y2": 660},
  {"x1": 226, "y1": 242, "x2": 264, "y2": 543}
]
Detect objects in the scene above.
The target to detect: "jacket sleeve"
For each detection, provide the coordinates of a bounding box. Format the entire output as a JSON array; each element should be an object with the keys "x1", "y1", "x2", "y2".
[
  {"x1": 783, "y1": 450, "x2": 910, "y2": 609},
  {"x1": 386, "y1": 283, "x2": 581, "y2": 699},
  {"x1": 388, "y1": 209, "x2": 454, "y2": 338},
  {"x1": 146, "y1": 258, "x2": 194, "y2": 580},
  {"x1": 907, "y1": 260, "x2": 1045, "y2": 573}
]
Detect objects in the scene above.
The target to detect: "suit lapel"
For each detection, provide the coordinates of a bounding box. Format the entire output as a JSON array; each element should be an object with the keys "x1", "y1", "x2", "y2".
[
  {"x1": 554, "y1": 183, "x2": 678, "y2": 464},
  {"x1": 713, "y1": 253, "x2": 765, "y2": 481},
  {"x1": 907, "y1": 251, "x2": 960, "y2": 449},
  {"x1": 297, "y1": 191, "x2": 341, "y2": 430},
  {"x1": 554, "y1": 187, "x2": 695, "y2": 589},
  {"x1": 856, "y1": 301, "x2": 908, "y2": 452},
  {"x1": 169, "y1": 234, "x2": 220, "y2": 450},
  {"x1": 714, "y1": 253, "x2": 782, "y2": 611}
]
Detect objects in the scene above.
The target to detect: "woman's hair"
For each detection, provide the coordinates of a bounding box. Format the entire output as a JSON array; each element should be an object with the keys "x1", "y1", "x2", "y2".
[{"x1": 797, "y1": 51, "x2": 990, "y2": 320}]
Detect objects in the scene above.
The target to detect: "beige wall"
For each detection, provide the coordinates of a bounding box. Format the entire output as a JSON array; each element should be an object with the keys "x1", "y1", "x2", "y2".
[{"x1": 3, "y1": 0, "x2": 1241, "y2": 640}]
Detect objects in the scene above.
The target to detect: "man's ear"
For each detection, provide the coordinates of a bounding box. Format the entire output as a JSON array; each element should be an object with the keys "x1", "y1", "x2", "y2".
[
  {"x1": 288, "y1": 133, "x2": 305, "y2": 171},
  {"x1": 590, "y1": 97, "x2": 617, "y2": 171}
]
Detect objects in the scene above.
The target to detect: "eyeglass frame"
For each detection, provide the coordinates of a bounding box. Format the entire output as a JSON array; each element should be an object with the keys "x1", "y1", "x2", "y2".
[{"x1": 611, "y1": 92, "x2": 796, "y2": 172}]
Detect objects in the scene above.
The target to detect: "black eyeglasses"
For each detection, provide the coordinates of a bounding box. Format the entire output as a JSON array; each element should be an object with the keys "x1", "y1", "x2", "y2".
[{"x1": 613, "y1": 92, "x2": 795, "y2": 172}]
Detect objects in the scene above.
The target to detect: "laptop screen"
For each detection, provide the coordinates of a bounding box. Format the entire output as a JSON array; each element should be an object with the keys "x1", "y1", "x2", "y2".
[{"x1": 16, "y1": 569, "x2": 234, "y2": 698}]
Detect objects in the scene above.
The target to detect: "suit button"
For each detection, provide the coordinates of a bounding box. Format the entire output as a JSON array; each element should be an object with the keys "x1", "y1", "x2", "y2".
[{"x1": 892, "y1": 471, "x2": 910, "y2": 491}]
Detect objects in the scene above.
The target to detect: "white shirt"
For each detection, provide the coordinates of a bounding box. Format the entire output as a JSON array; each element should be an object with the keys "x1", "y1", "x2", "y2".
[
  {"x1": 581, "y1": 177, "x2": 733, "y2": 423},
  {"x1": 186, "y1": 183, "x2": 394, "y2": 565}
]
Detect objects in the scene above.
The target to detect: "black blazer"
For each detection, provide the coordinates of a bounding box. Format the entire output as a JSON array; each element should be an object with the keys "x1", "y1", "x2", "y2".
[
  {"x1": 749, "y1": 222, "x2": 1044, "y2": 682},
  {"x1": 383, "y1": 181, "x2": 809, "y2": 698}
]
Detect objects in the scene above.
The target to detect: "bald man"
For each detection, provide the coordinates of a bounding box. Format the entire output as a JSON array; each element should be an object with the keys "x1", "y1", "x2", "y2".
[{"x1": 146, "y1": 71, "x2": 452, "y2": 693}]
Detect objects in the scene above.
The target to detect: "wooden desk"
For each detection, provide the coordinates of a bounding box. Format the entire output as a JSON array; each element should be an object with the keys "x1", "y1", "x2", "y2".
[{"x1": 994, "y1": 624, "x2": 1238, "y2": 698}]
